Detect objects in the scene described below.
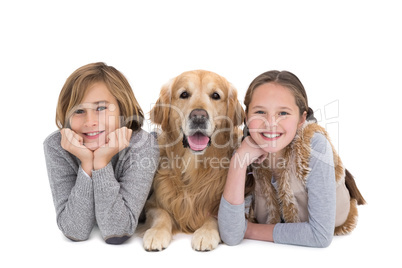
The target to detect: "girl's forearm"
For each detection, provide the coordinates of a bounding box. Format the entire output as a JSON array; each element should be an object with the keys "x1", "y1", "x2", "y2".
[
  {"x1": 222, "y1": 152, "x2": 248, "y2": 205},
  {"x1": 244, "y1": 222, "x2": 275, "y2": 242}
]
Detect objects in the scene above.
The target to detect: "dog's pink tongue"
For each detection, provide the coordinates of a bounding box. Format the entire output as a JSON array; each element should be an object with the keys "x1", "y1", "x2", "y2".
[{"x1": 187, "y1": 133, "x2": 210, "y2": 151}]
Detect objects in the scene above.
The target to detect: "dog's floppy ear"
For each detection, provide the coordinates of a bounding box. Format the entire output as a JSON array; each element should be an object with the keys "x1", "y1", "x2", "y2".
[
  {"x1": 150, "y1": 79, "x2": 174, "y2": 131},
  {"x1": 227, "y1": 83, "x2": 245, "y2": 127}
]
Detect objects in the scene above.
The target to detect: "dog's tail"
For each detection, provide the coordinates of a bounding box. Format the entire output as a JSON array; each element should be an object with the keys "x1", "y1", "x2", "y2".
[{"x1": 345, "y1": 169, "x2": 366, "y2": 205}]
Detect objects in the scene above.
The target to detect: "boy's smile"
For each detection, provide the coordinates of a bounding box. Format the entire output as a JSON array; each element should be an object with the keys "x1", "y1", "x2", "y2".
[{"x1": 84, "y1": 131, "x2": 105, "y2": 139}]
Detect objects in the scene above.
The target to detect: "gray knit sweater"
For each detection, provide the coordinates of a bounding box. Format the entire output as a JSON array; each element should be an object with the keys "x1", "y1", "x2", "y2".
[{"x1": 44, "y1": 129, "x2": 159, "y2": 244}]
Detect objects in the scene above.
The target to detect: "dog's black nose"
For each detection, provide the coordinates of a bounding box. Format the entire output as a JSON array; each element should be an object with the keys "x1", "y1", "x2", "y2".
[
  {"x1": 189, "y1": 109, "x2": 209, "y2": 130},
  {"x1": 190, "y1": 109, "x2": 209, "y2": 119}
]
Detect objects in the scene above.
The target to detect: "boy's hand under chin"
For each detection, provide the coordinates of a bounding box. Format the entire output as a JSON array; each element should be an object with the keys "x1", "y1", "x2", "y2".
[
  {"x1": 60, "y1": 127, "x2": 132, "y2": 176},
  {"x1": 93, "y1": 127, "x2": 133, "y2": 170},
  {"x1": 60, "y1": 128, "x2": 94, "y2": 175}
]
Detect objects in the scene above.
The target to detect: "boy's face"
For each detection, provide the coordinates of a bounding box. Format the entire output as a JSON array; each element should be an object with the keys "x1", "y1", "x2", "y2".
[{"x1": 69, "y1": 82, "x2": 121, "y2": 151}]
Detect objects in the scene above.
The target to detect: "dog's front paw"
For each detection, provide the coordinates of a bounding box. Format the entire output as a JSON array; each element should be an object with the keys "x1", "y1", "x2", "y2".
[
  {"x1": 191, "y1": 227, "x2": 220, "y2": 251},
  {"x1": 143, "y1": 227, "x2": 172, "y2": 251}
]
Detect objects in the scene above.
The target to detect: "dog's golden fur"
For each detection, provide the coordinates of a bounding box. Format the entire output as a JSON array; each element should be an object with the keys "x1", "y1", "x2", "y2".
[{"x1": 143, "y1": 70, "x2": 244, "y2": 251}]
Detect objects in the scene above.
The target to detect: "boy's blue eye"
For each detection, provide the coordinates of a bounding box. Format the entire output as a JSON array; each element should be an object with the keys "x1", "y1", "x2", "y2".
[
  {"x1": 279, "y1": 111, "x2": 288, "y2": 116},
  {"x1": 75, "y1": 109, "x2": 85, "y2": 114},
  {"x1": 255, "y1": 111, "x2": 265, "y2": 114},
  {"x1": 97, "y1": 106, "x2": 107, "y2": 112}
]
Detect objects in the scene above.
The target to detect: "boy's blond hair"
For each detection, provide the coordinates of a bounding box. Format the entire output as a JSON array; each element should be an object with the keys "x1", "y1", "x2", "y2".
[{"x1": 56, "y1": 62, "x2": 143, "y2": 131}]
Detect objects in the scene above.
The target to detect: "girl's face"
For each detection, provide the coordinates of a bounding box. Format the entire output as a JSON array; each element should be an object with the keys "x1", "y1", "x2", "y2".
[
  {"x1": 69, "y1": 82, "x2": 121, "y2": 151},
  {"x1": 246, "y1": 82, "x2": 306, "y2": 155}
]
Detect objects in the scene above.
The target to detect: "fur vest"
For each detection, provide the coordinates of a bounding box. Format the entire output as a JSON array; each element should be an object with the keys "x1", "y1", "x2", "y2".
[{"x1": 250, "y1": 121, "x2": 358, "y2": 235}]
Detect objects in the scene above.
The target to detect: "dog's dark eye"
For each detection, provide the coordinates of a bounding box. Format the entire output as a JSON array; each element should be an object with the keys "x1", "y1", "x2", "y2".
[
  {"x1": 211, "y1": 92, "x2": 220, "y2": 100},
  {"x1": 180, "y1": 91, "x2": 189, "y2": 99}
]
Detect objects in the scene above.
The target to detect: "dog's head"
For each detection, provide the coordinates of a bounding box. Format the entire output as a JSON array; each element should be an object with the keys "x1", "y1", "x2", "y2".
[{"x1": 150, "y1": 70, "x2": 244, "y2": 154}]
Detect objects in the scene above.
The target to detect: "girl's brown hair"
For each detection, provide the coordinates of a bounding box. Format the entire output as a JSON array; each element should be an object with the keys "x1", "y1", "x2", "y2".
[
  {"x1": 244, "y1": 70, "x2": 314, "y2": 119},
  {"x1": 56, "y1": 62, "x2": 144, "y2": 131}
]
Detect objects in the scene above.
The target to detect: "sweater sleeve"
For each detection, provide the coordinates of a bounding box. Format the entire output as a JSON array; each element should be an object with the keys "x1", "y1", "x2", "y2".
[
  {"x1": 44, "y1": 132, "x2": 95, "y2": 241},
  {"x1": 92, "y1": 130, "x2": 159, "y2": 244},
  {"x1": 218, "y1": 195, "x2": 249, "y2": 246},
  {"x1": 273, "y1": 133, "x2": 336, "y2": 247}
]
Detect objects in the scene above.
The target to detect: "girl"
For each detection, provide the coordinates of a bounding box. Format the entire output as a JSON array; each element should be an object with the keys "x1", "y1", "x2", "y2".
[
  {"x1": 44, "y1": 62, "x2": 159, "y2": 244},
  {"x1": 218, "y1": 70, "x2": 365, "y2": 248}
]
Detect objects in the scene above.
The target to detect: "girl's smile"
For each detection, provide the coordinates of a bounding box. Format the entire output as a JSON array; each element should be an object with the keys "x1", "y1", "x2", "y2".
[{"x1": 261, "y1": 132, "x2": 283, "y2": 140}]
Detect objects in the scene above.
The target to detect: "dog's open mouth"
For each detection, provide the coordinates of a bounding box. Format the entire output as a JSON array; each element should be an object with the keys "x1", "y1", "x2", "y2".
[{"x1": 183, "y1": 132, "x2": 211, "y2": 151}]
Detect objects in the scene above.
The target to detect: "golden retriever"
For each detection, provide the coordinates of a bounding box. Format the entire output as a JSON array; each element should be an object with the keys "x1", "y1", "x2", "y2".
[{"x1": 142, "y1": 70, "x2": 244, "y2": 251}]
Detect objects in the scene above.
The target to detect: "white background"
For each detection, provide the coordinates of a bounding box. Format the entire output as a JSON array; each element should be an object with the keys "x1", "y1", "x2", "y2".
[{"x1": 1, "y1": 0, "x2": 401, "y2": 267}]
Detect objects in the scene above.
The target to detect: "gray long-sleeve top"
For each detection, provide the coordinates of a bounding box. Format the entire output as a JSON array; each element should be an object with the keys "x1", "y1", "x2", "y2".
[
  {"x1": 44, "y1": 129, "x2": 159, "y2": 244},
  {"x1": 218, "y1": 133, "x2": 336, "y2": 248}
]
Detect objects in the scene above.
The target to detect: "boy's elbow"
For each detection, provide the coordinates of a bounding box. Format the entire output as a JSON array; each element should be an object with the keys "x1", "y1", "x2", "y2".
[
  {"x1": 62, "y1": 231, "x2": 90, "y2": 242},
  {"x1": 104, "y1": 235, "x2": 131, "y2": 245},
  {"x1": 58, "y1": 221, "x2": 91, "y2": 242}
]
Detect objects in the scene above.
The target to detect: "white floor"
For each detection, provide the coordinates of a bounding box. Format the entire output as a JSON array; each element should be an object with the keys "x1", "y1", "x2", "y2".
[{"x1": 5, "y1": 191, "x2": 398, "y2": 268}]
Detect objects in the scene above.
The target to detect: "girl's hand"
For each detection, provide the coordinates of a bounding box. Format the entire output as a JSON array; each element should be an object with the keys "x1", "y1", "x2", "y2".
[
  {"x1": 235, "y1": 136, "x2": 268, "y2": 167},
  {"x1": 223, "y1": 135, "x2": 267, "y2": 206},
  {"x1": 93, "y1": 127, "x2": 133, "y2": 170}
]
